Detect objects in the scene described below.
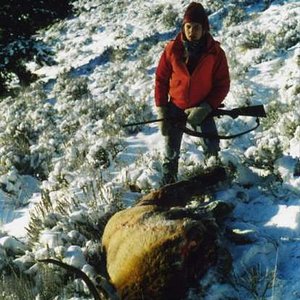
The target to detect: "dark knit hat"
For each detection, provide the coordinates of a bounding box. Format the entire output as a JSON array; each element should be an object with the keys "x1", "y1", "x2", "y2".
[{"x1": 183, "y1": 2, "x2": 209, "y2": 31}]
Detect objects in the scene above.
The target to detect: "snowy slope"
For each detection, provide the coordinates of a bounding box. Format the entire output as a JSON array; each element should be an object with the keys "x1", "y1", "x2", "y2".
[{"x1": 0, "y1": 0, "x2": 299, "y2": 299}]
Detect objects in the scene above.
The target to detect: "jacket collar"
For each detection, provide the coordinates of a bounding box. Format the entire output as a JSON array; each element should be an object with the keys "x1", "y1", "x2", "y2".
[{"x1": 171, "y1": 32, "x2": 219, "y2": 57}]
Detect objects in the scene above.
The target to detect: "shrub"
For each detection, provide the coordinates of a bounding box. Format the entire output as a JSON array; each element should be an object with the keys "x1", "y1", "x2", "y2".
[
  {"x1": 162, "y1": 5, "x2": 180, "y2": 29},
  {"x1": 239, "y1": 30, "x2": 266, "y2": 50},
  {"x1": 0, "y1": 84, "x2": 60, "y2": 179},
  {"x1": 108, "y1": 46, "x2": 128, "y2": 63},
  {"x1": 0, "y1": 262, "x2": 94, "y2": 300},
  {"x1": 37, "y1": 262, "x2": 101, "y2": 299},
  {"x1": 266, "y1": 17, "x2": 299, "y2": 51},
  {"x1": 106, "y1": 90, "x2": 153, "y2": 135},
  {"x1": 202, "y1": 0, "x2": 223, "y2": 15},
  {"x1": 245, "y1": 137, "x2": 283, "y2": 173},
  {"x1": 281, "y1": 115, "x2": 299, "y2": 139},
  {"x1": 230, "y1": 264, "x2": 276, "y2": 299},
  {"x1": 262, "y1": 100, "x2": 299, "y2": 140},
  {"x1": 145, "y1": 4, "x2": 180, "y2": 30},
  {"x1": 0, "y1": 270, "x2": 35, "y2": 300},
  {"x1": 261, "y1": 101, "x2": 285, "y2": 131},
  {"x1": 53, "y1": 73, "x2": 90, "y2": 102},
  {"x1": 27, "y1": 170, "x2": 123, "y2": 246},
  {"x1": 72, "y1": 0, "x2": 103, "y2": 14},
  {"x1": 146, "y1": 4, "x2": 164, "y2": 20},
  {"x1": 226, "y1": 50, "x2": 249, "y2": 80},
  {"x1": 223, "y1": 6, "x2": 246, "y2": 27}
]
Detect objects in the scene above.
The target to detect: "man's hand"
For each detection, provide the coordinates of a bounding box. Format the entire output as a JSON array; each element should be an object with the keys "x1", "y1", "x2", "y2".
[
  {"x1": 185, "y1": 102, "x2": 212, "y2": 127},
  {"x1": 157, "y1": 106, "x2": 170, "y2": 136}
]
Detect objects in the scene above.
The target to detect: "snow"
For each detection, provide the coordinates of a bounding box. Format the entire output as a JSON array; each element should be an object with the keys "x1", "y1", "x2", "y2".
[
  {"x1": 0, "y1": 0, "x2": 299, "y2": 299},
  {"x1": 1, "y1": 176, "x2": 40, "y2": 238},
  {"x1": 266, "y1": 204, "x2": 300, "y2": 230},
  {"x1": 0, "y1": 236, "x2": 27, "y2": 254},
  {"x1": 63, "y1": 245, "x2": 86, "y2": 269}
]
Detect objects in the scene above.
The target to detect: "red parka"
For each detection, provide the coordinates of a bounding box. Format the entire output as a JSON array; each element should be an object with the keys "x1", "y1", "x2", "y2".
[{"x1": 155, "y1": 33, "x2": 230, "y2": 110}]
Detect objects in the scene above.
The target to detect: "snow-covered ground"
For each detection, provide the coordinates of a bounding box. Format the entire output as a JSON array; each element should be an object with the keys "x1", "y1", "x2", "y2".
[{"x1": 0, "y1": 0, "x2": 299, "y2": 299}]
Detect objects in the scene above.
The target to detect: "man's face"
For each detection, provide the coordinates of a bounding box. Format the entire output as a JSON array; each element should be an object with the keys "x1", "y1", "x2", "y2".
[{"x1": 183, "y1": 22, "x2": 203, "y2": 42}]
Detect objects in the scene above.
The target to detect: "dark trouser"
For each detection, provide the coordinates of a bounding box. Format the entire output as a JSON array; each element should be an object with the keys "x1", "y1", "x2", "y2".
[{"x1": 162, "y1": 102, "x2": 220, "y2": 185}]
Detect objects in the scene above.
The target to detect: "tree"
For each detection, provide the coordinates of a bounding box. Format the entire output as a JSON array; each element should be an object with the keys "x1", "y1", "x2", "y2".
[{"x1": 0, "y1": 0, "x2": 73, "y2": 95}]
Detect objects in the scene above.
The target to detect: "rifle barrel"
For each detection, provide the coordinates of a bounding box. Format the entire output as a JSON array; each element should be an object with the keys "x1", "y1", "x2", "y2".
[{"x1": 122, "y1": 118, "x2": 165, "y2": 127}]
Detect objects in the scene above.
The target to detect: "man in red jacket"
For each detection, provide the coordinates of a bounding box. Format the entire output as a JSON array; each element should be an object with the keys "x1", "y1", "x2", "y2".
[{"x1": 155, "y1": 2, "x2": 230, "y2": 185}]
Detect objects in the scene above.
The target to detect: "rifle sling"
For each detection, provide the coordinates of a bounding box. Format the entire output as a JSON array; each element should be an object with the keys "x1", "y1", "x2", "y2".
[{"x1": 178, "y1": 117, "x2": 261, "y2": 140}]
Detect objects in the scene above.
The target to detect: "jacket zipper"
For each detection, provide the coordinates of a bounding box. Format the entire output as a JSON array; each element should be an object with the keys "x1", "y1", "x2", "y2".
[
  {"x1": 188, "y1": 53, "x2": 211, "y2": 104},
  {"x1": 187, "y1": 76, "x2": 191, "y2": 104}
]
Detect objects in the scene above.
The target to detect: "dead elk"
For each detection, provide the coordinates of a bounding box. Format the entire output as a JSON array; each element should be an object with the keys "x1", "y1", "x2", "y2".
[{"x1": 102, "y1": 166, "x2": 233, "y2": 300}]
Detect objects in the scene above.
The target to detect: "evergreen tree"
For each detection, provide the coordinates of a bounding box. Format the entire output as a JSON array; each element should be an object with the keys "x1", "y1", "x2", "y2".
[{"x1": 0, "y1": 0, "x2": 73, "y2": 95}]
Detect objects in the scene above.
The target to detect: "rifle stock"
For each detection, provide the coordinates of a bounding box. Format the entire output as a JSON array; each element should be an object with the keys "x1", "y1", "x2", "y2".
[{"x1": 212, "y1": 105, "x2": 266, "y2": 119}]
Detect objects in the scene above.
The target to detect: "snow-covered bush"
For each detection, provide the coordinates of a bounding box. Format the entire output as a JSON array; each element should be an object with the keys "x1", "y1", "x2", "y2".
[
  {"x1": 262, "y1": 99, "x2": 299, "y2": 143},
  {"x1": 0, "y1": 270, "x2": 36, "y2": 300},
  {"x1": 0, "y1": 84, "x2": 60, "y2": 179},
  {"x1": 0, "y1": 123, "x2": 32, "y2": 175},
  {"x1": 280, "y1": 113, "x2": 299, "y2": 140},
  {"x1": 122, "y1": 150, "x2": 163, "y2": 192},
  {"x1": 112, "y1": 93, "x2": 153, "y2": 135},
  {"x1": 202, "y1": 0, "x2": 223, "y2": 15},
  {"x1": 53, "y1": 73, "x2": 90, "y2": 102},
  {"x1": 245, "y1": 137, "x2": 283, "y2": 173},
  {"x1": 266, "y1": 17, "x2": 299, "y2": 52},
  {"x1": 226, "y1": 50, "x2": 250, "y2": 80},
  {"x1": 71, "y1": 0, "x2": 102, "y2": 14},
  {"x1": 18, "y1": 173, "x2": 122, "y2": 298},
  {"x1": 239, "y1": 29, "x2": 266, "y2": 51},
  {"x1": 1, "y1": 260, "x2": 95, "y2": 300},
  {"x1": 230, "y1": 264, "x2": 275, "y2": 299},
  {"x1": 145, "y1": 5, "x2": 167, "y2": 26},
  {"x1": 223, "y1": 5, "x2": 246, "y2": 27},
  {"x1": 135, "y1": 36, "x2": 158, "y2": 57},
  {"x1": 28, "y1": 172, "x2": 122, "y2": 243},
  {"x1": 103, "y1": 45, "x2": 128, "y2": 63},
  {"x1": 161, "y1": 5, "x2": 180, "y2": 29},
  {"x1": 261, "y1": 100, "x2": 284, "y2": 131}
]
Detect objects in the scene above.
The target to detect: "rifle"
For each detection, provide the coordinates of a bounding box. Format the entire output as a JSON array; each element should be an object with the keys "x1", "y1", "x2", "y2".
[
  {"x1": 122, "y1": 105, "x2": 266, "y2": 127},
  {"x1": 122, "y1": 105, "x2": 266, "y2": 139}
]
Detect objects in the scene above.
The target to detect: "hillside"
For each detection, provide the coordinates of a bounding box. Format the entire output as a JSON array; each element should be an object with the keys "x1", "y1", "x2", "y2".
[{"x1": 0, "y1": 0, "x2": 299, "y2": 299}]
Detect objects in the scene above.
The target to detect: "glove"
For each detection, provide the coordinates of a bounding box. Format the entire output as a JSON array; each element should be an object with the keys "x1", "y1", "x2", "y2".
[
  {"x1": 185, "y1": 102, "x2": 212, "y2": 127},
  {"x1": 157, "y1": 106, "x2": 170, "y2": 136}
]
